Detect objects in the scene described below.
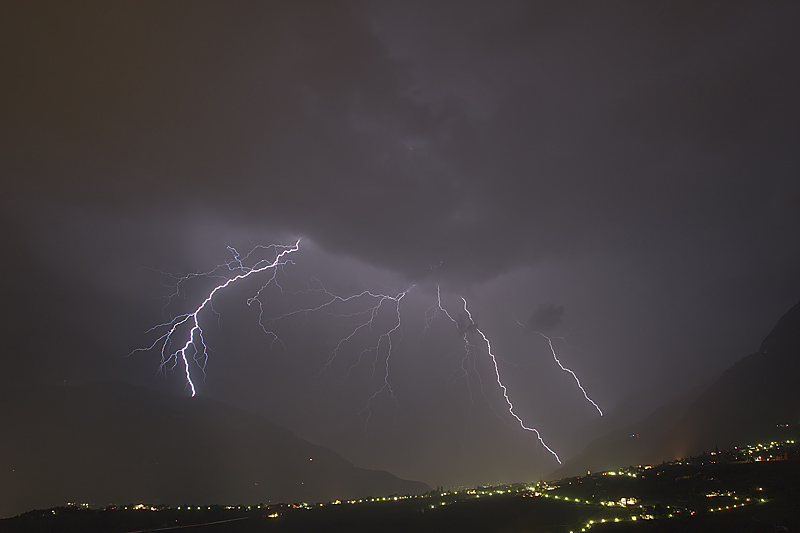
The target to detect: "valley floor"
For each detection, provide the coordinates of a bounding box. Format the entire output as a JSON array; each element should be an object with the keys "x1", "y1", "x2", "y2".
[{"x1": 4, "y1": 438, "x2": 799, "y2": 533}]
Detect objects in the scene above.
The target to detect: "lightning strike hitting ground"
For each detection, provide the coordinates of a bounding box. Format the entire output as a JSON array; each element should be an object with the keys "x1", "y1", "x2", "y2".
[
  {"x1": 515, "y1": 318, "x2": 603, "y2": 416},
  {"x1": 135, "y1": 243, "x2": 607, "y2": 463}
]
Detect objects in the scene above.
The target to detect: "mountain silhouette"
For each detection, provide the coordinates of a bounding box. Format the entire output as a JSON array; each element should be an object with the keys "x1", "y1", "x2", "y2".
[
  {"x1": 0, "y1": 381, "x2": 429, "y2": 518},
  {"x1": 553, "y1": 298, "x2": 800, "y2": 478}
]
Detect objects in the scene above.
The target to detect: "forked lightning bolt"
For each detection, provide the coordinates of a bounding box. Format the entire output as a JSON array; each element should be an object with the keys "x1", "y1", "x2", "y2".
[
  {"x1": 263, "y1": 280, "x2": 415, "y2": 425},
  {"x1": 444, "y1": 295, "x2": 561, "y2": 464},
  {"x1": 424, "y1": 286, "x2": 559, "y2": 461},
  {"x1": 132, "y1": 240, "x2": 300, "y2": 396},
  {"x1": 135, "y1": 242, "x2": 607, "y2": 464},
  {"x1": 425, "y1": 286, "x2": 496, "y2": 415},
  {"x1": 516, "y1": 318, "x2": 603, "y2": 416}
]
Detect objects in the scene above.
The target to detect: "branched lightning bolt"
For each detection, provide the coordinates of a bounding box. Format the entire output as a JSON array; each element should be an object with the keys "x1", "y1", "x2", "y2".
[
  {"x1": 426, "y1": 286, "x2": 490, "y2": 411},
  {"x1": 132, "y1": 240, "x2": 301, "y2": 396},
  {"x1": 425, "y1": 286, "x2": 467, "y2": 377},
  {"x1": 259, "y1": 279, "x2": 415, "y2": 431},
  {"x1": 515, "y1": 318, "x2": 603, "y2": 416},
  {"x1": 256, "y1": 281, "x2": 415, "y2": 377},
  {"x1": 358, "y1": 286, "x2": 413, "y2": 430},
  {"x1": 135, "y1": 243, "x2": 609, "y2": 466},
  {"x1": 436, "y1": 290, "x2": 561, "y2": 464}
]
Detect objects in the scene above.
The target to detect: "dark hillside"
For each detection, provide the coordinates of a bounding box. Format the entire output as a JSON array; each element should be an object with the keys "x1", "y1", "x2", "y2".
[
  {"x1": 661, "y1": 299, "x2": 800, "y2": 459},
  {"x1": 554, "y1": 299, "x2": 800, "y2": 477},
  {"x1": 0, "y1": 381, "x2": 428, "y2": 518}
]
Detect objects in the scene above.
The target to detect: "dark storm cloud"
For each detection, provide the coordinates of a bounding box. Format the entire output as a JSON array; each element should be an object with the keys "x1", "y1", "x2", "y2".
[
  {"x1": 5, "y1": 1, "x2": 797, "y2": 287},
  {"x1": 527, "y1": 303, "x2": 564, "y2": 331},
  {"x1": 370, "y1": 1, "x2": 800, "y2": 273},
  {"x1": 3, "y1": 0, "x2": 800, "y2": 490}
]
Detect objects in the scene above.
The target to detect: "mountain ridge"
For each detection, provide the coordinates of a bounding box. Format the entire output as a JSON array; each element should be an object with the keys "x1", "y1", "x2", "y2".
[
  {"x1": 0, "y1": 381, "x2": 429, "y2": 518},
  {"x1": 553, "y1": 298, "x2": 800, "y2": 478}
]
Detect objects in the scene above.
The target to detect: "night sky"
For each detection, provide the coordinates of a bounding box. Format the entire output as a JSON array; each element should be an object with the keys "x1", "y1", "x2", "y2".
[{"x1": 2, "y1": 1, "x2": 799, "y2": 489}]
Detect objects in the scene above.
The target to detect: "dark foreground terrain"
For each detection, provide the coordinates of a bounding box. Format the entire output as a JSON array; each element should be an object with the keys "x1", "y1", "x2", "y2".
[
  {"x1": 0, "y1": 381, "x2": 429, "y2": 518},
  {"x1": 3, "y1": 436, "x2": 799, "y2": 533}
]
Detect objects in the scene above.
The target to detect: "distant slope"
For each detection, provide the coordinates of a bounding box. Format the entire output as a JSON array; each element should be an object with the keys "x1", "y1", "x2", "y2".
[
  {"x1": 658, "y1": 298, "x2": 800, "y2": 460},
  {"x1": 553, "y1": 298, "x2": 800, "y2": 478},
  {"x1": 0, "y1": 381, "x2": 429, "y2": 518},
  {"x1": 551, "y1": 387, "x2": 698, "y2": 478}
]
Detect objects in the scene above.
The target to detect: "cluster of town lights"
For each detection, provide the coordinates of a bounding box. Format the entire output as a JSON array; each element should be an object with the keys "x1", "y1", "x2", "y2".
[{"x1": 53, "y1": 437, "x2": 793, "y2": 529}]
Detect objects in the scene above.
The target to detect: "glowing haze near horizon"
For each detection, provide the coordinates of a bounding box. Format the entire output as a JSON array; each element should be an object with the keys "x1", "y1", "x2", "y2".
[{"x1": 2, "y1": 1, "x2": 799, "y2": 488}]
